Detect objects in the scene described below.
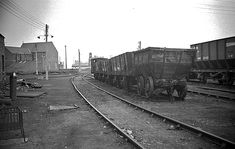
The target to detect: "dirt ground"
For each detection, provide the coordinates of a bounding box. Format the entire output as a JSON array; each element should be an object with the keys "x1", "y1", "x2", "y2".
[{"x1": 0, "y1": 75, "x2": 134, "y2": 149}]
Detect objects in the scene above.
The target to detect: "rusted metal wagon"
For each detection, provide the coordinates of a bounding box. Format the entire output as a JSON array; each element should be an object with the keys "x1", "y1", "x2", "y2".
[
  {"x1": 91, "y1": 47, "x2": 195, "y2": 100},
  {"x1": 190, "y1": 36, "x2": 235, "y2": 85},
  {"x1": 132, "y1": 47, "x2": 195, "y2": 99},
  {"x1": 91, "y1": 57, "x2": 108, "y2": 81}
]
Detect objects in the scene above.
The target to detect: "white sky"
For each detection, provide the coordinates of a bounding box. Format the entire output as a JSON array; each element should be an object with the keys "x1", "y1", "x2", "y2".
[{"x1": 0, "y1": 0, "x2": 235, "y2": 68}]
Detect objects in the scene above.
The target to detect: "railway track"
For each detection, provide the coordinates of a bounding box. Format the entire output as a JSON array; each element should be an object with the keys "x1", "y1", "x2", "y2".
[
  {"x1": 73, "y1": 75, "x2": 235, "y2": 148},
  {"x1": 71, "y1": 76, "x2": 145, "y2": 149},
  {"x1": 87, "y1": 74, "x2": 235, "y2": 100},
  {"x1": 187, "y1": 85, "x2": 235, "y2": 100}
]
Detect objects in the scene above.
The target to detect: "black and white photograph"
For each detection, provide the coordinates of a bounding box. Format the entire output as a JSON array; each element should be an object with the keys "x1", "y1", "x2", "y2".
[{"x1": 0, "y1": 0, "x2": 235, "y2": 148}]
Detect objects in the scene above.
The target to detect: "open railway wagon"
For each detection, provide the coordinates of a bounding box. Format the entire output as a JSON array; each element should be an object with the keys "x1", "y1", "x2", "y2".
[
  {"x1": 91, "y1": 47, "x2": 195, "y2": 100},
  {"x1": 91, "y1": 57, "x2": 108, "y2": 80},
  {"x1": 190, "y1": 36, "x2": 235, "y2": 85}
]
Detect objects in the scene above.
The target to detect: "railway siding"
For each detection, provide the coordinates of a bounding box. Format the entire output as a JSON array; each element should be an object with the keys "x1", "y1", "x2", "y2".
[
  {"x1": 86, "y1": 76, "x2": 235, "y2": 144},
  {"x1": 187, "y1": 85, "x2": 235, "y2": 100},
  {"x1": 74, "y1": 76, "x2": 221, "y2": 149}
]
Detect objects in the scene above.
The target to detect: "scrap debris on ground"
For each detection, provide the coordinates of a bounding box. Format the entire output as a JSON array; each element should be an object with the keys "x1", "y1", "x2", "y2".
[{"x1": 48, "y1": 104, "x2": 79, "y2": 111}]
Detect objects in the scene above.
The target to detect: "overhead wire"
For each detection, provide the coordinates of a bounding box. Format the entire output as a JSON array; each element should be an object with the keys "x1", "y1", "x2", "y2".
[
  {"x1": 2, "y1": 0, "x2": 45, "y2": 29},
  {"x1": 198, "y1": 3, "x2": 235, "y2": 11},
  {"x1": 0, "y1": 1, "x2": 44, "y2": 30},
  {"x1": 191, "y1": 1, "x2": 235, "y2": 15},
  {"x1": 0, "y1": 0, "x2": 45, "y2": 31},
  {"x1": 7, "y1": 0, "x2": 46, "y2": 27}
]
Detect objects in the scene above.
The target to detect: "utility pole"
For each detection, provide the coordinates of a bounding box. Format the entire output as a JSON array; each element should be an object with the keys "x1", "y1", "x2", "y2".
[
  {"x1": 138, "y1": 41, "x2": 141, "y2": 50},
  {"x1": 78, "y1": 49, "x2": 80, "y2": 72},
  {"x1": 37, "y1": 24, "x2": 53, "y2": 42},
  {"x1": 35, "y1": 44, "x2": 38, "y2": 75},
  {"x1": 45, "y1": 52, "x2": 48, "y2": 80},
  {"x1": 45, "y1": 24, "x2": 48, "y2": 42},
  {"x1": 44, "y1": 24, "x2": 49, "y2": 79},
  {"x1": 89, "y1": 52, "x2": 92, "y2": 67},
  {"x1": 65, "y1": 45, "x2": 67, "y2": 69}
]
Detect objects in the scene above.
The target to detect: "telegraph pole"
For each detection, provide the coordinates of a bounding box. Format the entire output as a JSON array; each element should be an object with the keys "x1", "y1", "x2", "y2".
[
  {"x1": 37, "y1": 24, "x2": 52, "y2": 79},
  {"x1": 78, "y1": 49, "x2": 80, "y2": 72},
  {"x1": 138, "y1": 41, "x2": 141, "y2": 50},
  {"x1": 45, "y1": 24, "x2": 48, "y2": 42},
  {"x1": 89, "y1": 52, "x2": 92, "y2": 67},
  {"x1": 38, "y1": 24, "x2": 53, "y2": 42},
  {"x1": 35, "y1": 44, "x2": 38, "y2": 75},
  {"x1": 45, "y1": 24, "x2": 49, "y2": 79},
  {"x1": 65, "y1": 45, "x2": 67, "y2": 69}
]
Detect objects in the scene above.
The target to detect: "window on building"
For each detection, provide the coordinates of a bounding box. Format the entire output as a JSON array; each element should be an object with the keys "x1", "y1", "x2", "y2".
[{"x1": 16, "y1": 54, "x2": 21, "y2": 62}]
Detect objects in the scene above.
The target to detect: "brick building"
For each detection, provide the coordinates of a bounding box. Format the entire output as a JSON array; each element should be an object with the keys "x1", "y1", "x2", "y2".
[
  {"x1": 21, "y1": 42, "x2": 58, "y2": 72},
  {"x1": 5, "y1": 46, "x2": 32, "y2": 67}
]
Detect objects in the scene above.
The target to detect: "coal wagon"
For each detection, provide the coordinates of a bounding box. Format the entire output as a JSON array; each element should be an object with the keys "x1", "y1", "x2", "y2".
[
  {"x1": 91, "y1": 47, "x2": 195, "y2": 100},
  {"x1": 91, "y1": 57, "x2": 108, "y2": 81},
  {"x1": 190, "y1": 36, "x2": 235, "y2": 85},
  {"x1": 131, "y1": 47, "x2": 195, "y2": 99}
]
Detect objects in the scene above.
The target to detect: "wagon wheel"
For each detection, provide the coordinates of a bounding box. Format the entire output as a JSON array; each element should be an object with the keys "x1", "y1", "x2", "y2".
[
  {"x1": 145, "y1": 77, "x2": 154, "y2": 98},
  {"x1": 137, "y1": 76, "x2": 144, "y2": 95},
  {"x1": 176, "y1": 87, "x2": 187, "y2": 101}
]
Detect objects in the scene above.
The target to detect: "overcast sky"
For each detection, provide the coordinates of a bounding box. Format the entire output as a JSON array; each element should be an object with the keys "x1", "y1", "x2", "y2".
[{"x1": 0, "y1": 0, "x2": 235, "y2": 68}]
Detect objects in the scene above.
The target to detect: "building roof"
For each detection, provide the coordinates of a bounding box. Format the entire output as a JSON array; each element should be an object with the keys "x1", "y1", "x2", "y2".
[
  {"x1": 21, "y1": 42, "x2": 57, "y2": 52},
  {"x1": 0, "y1": 34, "x2": 5, "y2": 38},
  {"x1": 5, "y1": 46, "x2": 31, "y2": 54}
]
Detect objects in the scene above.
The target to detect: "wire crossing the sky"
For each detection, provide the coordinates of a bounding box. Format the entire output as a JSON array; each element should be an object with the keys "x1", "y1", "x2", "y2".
[{"x1": 0, "y1": 0, "x2": 45, "y2": 31}]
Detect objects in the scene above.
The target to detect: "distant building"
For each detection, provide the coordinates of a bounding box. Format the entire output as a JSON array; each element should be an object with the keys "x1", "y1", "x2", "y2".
[
  {"x1": 58, "y1": 61, "x2": 64, "y2": 69},
  {"x1": 72, "y1": 60, "x2": 89, "y2": 69},
  {"x1": 5, "y1": 46, "x2": 34, "y2": 74},
  {"x1": 21, "y1": 42, "x2": 58, "y2": 72},
  {"x1": 5, "y1": 46, "x2": 32, "y2": 67},
  {"x1": 0, "y1": 34, "x2": 5, "y2": 81}
]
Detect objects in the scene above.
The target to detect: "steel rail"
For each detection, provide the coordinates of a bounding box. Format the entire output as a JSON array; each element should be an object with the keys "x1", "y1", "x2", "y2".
[
  {"x1": 197, "y1": 86, "x2": 235, "y2": 94},
  {"x1": 83, "y1": 76, "x2": 235, "y2": 148},
  {"x1": 70, "y1": 77, "x2": 145, "y2": 149},
  {"x1": 187, "y1": 88, "x2": 235, "y2": 100}
]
